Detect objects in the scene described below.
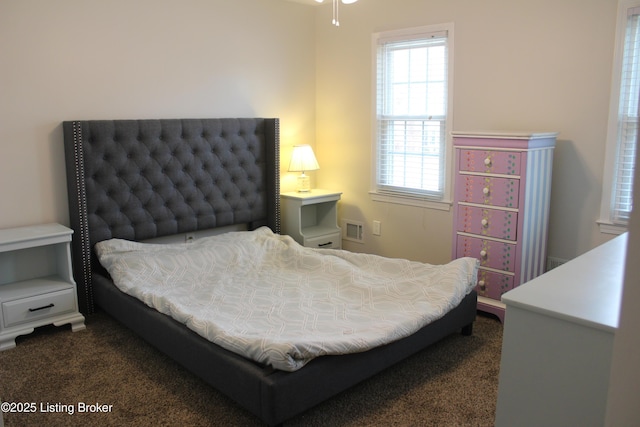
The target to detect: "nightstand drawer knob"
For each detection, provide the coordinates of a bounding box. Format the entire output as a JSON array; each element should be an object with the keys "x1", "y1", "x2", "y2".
[
  {"x1": 480, "y1": 250, "x2": 488, "y2": 258},
  {"x1": 478, "y1": 280, "x2": 486, "y2": 289},
  {"x1": 483, "y1": 187, "x2": 490, "y2": 195},
  {"x1": 318, "y1": 241, "x2": 333, "y2": 247},
  {"x1": 28, "y1": 303, "x2": 55, "y2": 312},
  {"x1": 481, "y1": 219, "x2": 489, "y2": 227},
  {"x1": 484, "y1": 158, "x2": 492, "y2": 166}
]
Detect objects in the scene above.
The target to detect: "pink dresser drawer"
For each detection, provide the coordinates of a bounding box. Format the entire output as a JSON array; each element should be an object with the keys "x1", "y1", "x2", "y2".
[
  {"x1": 455, "y1": 175, "x2": 520, "y2": 208},
  {"x1": 459, "y1": 149, "x2": 521, "y2": 175},
  {"x1": 456, "y1": 235, "x2": 516, "y2": 272},
  {"x1": 476, "y1": 269, "x2": 515, "y2": 300},
  {"x1": 457, "y1": 206, "x2": 518, "y2": 241}
]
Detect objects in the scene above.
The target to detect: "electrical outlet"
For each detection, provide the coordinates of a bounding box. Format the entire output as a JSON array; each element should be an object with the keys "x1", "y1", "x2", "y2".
[{"x1": 372, "y1": 220, "x2": 381, "y2": 236}]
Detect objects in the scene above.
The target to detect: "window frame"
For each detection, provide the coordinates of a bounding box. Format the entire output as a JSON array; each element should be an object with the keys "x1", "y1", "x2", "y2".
[
  {"x1": 370, "y1": 23, "x2": 455, "y2": 211},
  {"x1": 599, "y1": 0, "x2": 640, "y2": 235}
]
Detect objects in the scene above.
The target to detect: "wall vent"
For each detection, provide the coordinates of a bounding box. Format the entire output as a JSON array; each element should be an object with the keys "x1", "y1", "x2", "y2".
[
  {"x1": 546, "y1": 256, "x2": 569, "y2": 272},
  {"x1": 342, "y1": 219, "x2": 364, "y2": 243}
]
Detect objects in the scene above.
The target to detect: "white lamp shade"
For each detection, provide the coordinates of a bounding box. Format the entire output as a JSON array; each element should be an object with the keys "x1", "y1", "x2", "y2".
[{"x1": 288, "y1": 145, "x2": 320, "y2": 172}]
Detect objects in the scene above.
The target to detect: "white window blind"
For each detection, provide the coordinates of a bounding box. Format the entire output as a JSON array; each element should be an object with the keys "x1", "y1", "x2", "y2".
[
  {"x1": 612, "y1": 7, "x2": 640, "y2": 223},
  {"x1": 375, "y1": 29, "x2": 449, "y2": 200}
]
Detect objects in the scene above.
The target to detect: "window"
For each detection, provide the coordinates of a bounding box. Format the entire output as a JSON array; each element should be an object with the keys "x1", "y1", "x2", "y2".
[
  {"x1": 371, "y1": 24, "x2": 454, "y2": 210},
  {"x1": 600, "y1": 1, "x2": 640, "y2": 234}
]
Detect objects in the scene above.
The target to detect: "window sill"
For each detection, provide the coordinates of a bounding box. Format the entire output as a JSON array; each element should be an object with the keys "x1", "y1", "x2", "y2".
[
  {"x1": 597, "y1": 220, "x2": 628, "y2": 235},
  {"x1": 369, "y1": 191, "x2": 452, "y2": 211}
]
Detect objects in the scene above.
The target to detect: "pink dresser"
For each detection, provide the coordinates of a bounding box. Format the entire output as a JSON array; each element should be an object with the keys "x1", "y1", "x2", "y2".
[{"x1": 451, "y1": 131, "x2": 557, "y2": 322}]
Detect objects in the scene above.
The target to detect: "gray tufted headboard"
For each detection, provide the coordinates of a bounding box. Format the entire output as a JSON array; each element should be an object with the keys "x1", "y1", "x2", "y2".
[{"x1": 64, "y1": 118, "x2": 280, "y2": 314}]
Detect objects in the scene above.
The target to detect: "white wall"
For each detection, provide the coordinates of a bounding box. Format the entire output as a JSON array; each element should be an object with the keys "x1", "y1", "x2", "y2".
[
  {"x1": 314, "y1": 0, "x2": 618, "y2": 263},
  {"x1": 0, "y1": 0, "x2": 317, "y2": 229}
]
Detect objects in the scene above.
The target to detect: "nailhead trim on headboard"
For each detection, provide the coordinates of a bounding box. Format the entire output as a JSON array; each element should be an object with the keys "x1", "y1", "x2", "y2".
[
  {"x1": 69, "y1": 121, "x2": 94, "y2": 314},
  {"x1": 275, "y1": 119, "x2": 281, "y2": 233}
]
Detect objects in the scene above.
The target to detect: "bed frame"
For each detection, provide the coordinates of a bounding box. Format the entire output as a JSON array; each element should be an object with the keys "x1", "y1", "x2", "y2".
[{"x1": 63, "y1": 118, "x2": 477, "y2": 426}]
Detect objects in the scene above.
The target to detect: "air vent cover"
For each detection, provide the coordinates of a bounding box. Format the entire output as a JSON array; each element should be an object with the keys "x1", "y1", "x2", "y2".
[{"x1": 341, "y1": 219, "x2": 364, "y2": 243}]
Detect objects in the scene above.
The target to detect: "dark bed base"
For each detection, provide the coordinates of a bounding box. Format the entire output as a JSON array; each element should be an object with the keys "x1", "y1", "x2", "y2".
[{"x1": 94, "y1": 273, "x2": 476, "y2": 426}]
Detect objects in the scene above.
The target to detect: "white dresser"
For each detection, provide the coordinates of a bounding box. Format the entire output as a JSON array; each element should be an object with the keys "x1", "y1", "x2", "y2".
[{"x1": 495, "y1": 234, "x2": 625, "y2": 427}]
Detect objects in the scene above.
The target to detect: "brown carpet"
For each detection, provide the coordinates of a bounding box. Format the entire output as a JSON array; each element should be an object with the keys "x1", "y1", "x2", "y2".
[{"x1": 0, "y1": 311, "x2": 502, "y2": 427}]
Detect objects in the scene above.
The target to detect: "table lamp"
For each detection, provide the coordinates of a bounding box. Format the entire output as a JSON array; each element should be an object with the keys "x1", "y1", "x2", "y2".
[{"x1": 288, "y1": 145, "x2": 319, "y2": 192}]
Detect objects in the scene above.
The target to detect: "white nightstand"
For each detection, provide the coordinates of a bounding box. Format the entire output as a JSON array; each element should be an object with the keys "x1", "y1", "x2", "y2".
[
  {"x1": 280, "y1": 190, "x2": 342, "y2": 249},
  {"x1": 0, "y1": 223, "x2": 86, "y2": 350}
]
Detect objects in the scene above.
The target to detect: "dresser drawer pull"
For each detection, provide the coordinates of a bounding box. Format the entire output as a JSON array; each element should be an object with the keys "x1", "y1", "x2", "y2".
[
  {"x1": 481, "y1": 219, "x2": 489, "y2": 227},
  {"x1": 480, "y1": 250, "x2": 488, "y2": 258},
  {"x1": 482, "y1": 187, "x2": 490, "y2": 195},
  {"x1": 478, "y1": 280, "x2": 486, "y2": 290},
  {"x1": 484, "y1": 158, "x2": 492, "y2": 166},
  {"x1": 28, "y1": 303, "x2": 55, "y2": 312},
  {"x1": 318, "y1": 241, "x2": 333, "y2": 247}
]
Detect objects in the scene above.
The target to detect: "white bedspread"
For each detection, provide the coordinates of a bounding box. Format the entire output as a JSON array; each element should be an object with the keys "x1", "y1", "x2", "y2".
[{"x1": 95, "y1": 227, "x2": 478, "y2": 371}]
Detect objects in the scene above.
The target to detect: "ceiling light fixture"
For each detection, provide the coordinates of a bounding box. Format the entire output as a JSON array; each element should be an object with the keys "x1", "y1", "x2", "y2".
[{"x1": 315, "y1": 0, "x2": 358, "y2": 27}]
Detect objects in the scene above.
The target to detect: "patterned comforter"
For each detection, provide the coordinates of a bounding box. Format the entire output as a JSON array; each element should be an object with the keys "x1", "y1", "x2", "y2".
[{"x1": 95, "y1": 227, "x2": 478, "y2": 371}]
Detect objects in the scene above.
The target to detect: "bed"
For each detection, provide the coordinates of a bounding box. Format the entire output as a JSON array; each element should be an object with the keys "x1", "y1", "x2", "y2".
[{"x1": 63, "y1": 117, "x2": 478, "y2": 426}]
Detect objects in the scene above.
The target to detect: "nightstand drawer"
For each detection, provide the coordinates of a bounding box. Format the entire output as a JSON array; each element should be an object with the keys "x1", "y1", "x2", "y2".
[
  {"x1": 305, "y1": 232, "x2": 341, "y2": 249},
  {"x1": 457, "y1": 206, "x2": 518, "y2": 241},
  {"x1": 459, "y1": 149, "x2": 521, "y2": 175},
  {"x1": 2, "y1": 288, "x2": 75, "y2": 328},
  {"x1": 455, "y1": 175, "x2": 520, "y2": 208}
]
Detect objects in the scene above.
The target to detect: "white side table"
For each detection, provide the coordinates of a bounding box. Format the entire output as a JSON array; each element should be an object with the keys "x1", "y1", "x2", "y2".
[
  {"x1": 280, "y1": 190, "x2": 342, "y2": 249},
  {"x1": 0, "y1": 223, "x2": 86, "y2": 350}
]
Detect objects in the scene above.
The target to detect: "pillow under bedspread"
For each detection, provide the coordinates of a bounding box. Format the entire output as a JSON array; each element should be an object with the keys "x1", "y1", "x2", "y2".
[{"x1": 95, "y1": 227, "x2": 478, "y2": 371}]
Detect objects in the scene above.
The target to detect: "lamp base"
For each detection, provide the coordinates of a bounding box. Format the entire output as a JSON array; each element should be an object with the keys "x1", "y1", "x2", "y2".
[{"x1": 296, "y1": 173, "x2": 311, "y2": 192}]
